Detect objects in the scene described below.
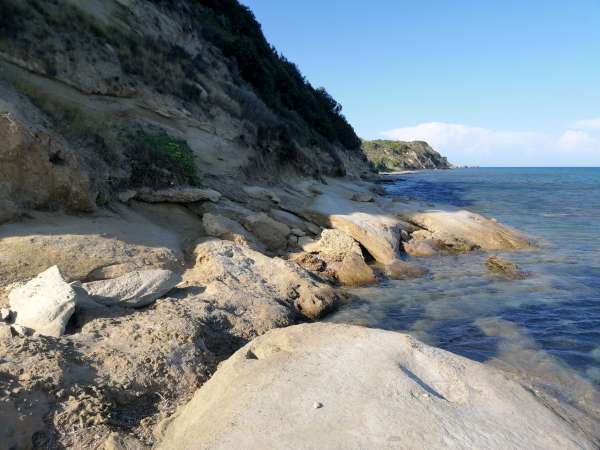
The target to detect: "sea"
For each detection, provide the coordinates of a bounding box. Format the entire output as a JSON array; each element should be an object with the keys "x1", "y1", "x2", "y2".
[{"x1": 329, "y1": 167, "x2": 600, "y2": 412}]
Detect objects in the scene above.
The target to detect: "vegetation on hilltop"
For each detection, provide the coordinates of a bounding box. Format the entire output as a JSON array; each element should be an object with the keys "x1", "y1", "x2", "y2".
[{"x1": 362, "y1": 140, "x2": 451, "y2": 171}]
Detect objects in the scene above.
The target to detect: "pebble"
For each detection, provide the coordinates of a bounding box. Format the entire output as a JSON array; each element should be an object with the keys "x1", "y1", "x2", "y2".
[{"x1": 313, "y1": 401, "x2": 323, "y2": 409}]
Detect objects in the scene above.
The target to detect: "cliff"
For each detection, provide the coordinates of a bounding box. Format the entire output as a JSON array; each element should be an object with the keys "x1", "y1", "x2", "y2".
[
  {"x1": 362, "y1": 139, "x2": 451, "y2": 171},
  {"x1": 0, "y1": 0, "x2": 370, "y2": 223}
]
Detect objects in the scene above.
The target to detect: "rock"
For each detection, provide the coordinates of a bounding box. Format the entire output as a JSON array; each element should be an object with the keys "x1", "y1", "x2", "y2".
[
  {"x1": 202, "y1": 213, "x2": 264, "y2": 251},
  {"x1": 298, "y1": 236, "x2": 316, "y2": 251},
  {"x1": 136, "y1": 187, "x2": 221, "y2": 203},
  {"x1": 0, "y1": 210, "x2": 184, "y2": 287},
  {"x1": 242, "y1": 186, "x2": 280, "y2": 204},
  {"x1": 301, "y1": 229, "x2": 376, "y2": 286},
  {"x1": 190, "y1": 198, "x2": 255, "y2": 224},
  {"x1": 8, "y1": 266, "x2": 77, "y2": 337},
  {"x1": 401, "y1": 209, "x2": 534, "y2": 251},
  {"x1": 379, "y1": 259, "x2": 428, "y2": 279},
  {"x1": 351, "y1": 192, "x2": 373, "y2": 202},
  {"x1": 103, "y1": 432, "x2": 147, "y2": 450},
  {"x1": 301, "y1": 193, "x2": 403, "y2": 264},
  {"x1": 0, "y1": 308, "x2": 11, "y2": 321},
  {"x1": 290, "y1": 228, "x2": 305, "y2": 237},
  {"x1": 117, "y1": 190, "x2": 137, "y2": 203},
  {"x1": 82, "y1": 269, "x2": 181, "y2": 308},
  {"x1": 186, "y1": 239, "x2": 339, "y2": 320},
  {"x1": 486, "y1": 256, "x2": 528, "y2": 280},
  {"x1": 404, "y1": 238, "x2": 446, "y2": 257},
  {"x1": 157, "y1": 323, "x2": 595, "y2": 450},
  {"x1": 269, "y1": 209, "x2": 313, "y2": 232},
  {"x1": 242, "y1": 213, "x2": 291, "y2": 252},
  {"x1": 312, "y1": 402, "x2": 323, "y2": 409},
  {"x1": 306, "y1": 223, "x2": 321, "y2": 235}
]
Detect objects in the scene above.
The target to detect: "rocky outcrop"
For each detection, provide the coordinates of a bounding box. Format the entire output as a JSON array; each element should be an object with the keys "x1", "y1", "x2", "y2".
[
  {"x1": 186, "y1": 239, "x2": 339, "y2": 321},
  {"x1": 298, "y1": 229, "x2": 376, "y2": 286},
  {"x1": 362, "y1": 139, "x2": 451, "y2": 171},
  {"x1": 157, "y1": 323, "x2": 594, "y2": 450},
  {"x1": 400, "y1": 209, "x2": 534, "y2": 254},
  {"x1": 485, "y1": 256, "x2": 528, "y2": 280},
  {"x1": 82, "y1": 269, "x2": 181, "y2": 308},
  {"x1": 8, "y1": 266, "x2": 77, "y2": 337}
]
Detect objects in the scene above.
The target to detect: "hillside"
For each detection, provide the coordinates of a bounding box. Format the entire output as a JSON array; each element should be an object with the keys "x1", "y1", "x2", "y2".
[
  {"x1": 0, "y1": 0, "x2": 370, "y2": 223},
  {"x1": 362, "y1": 139, "x2": 451, "y2": 171}
]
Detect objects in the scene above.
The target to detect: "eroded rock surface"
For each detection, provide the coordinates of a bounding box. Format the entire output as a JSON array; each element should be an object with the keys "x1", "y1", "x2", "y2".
[
  {"x1": 157, "y1": 323, "x2": 596, "y2": 450},
  {"x1": 8, "y1": 266, "x2": 78, "y2": 337}
]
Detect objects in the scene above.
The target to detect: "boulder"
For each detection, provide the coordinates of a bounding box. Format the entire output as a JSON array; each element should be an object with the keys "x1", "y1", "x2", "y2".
[
  {"x1": 242, "y1": 186, "x2": 280, "y2": 204},
  {"x1": 486, "y1": 256, "x2": 528, "y2": 280},
  {"x1": 202, "y1": 213, "x2": 264, "y2": 251},
  {"x1": 82, "y1": 270, "x2": 181, "y2": 308},
  {"x1": 351, "y1": 192, "x2": 374, "y2": 202},
  {"x1": 8, "y1": 266, "x2": 77, "y2": 337},
  {"x1": 242, "y1": 213, "x2": 291, "y2": 252},
  {"x1": 269, "y1": 209, "x2": 313, "y2": 232},
  {"x1": 186, "y1": 239, "x2": 339, "y2": 320},
  {"x1": 136, "y1": 187, "x2": 221, "y2": 203},
  {"x1": 379, "y1": 259, "x2": 428, "y2": 279},
  {"x1": 404, "y1": 238, "x2": 447, "y2": 257},
  {"x1": 301, "y1": 193, "x2": 403, "y2": 264},
  {"x1": 401, "y1": 209, "x2": 533, "y2": 251},
  {"x1": 157, "y1": 323, "x2": 595, "y2": 450},
  {"x1": 300, "y1": 229, "x2": 376, "y2": 286}
]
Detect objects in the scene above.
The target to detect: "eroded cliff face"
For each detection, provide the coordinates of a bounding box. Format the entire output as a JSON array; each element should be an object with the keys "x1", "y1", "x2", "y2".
[
  {"x1": 362, "y1": 139, "x2": 451, "y2": 171},
  {"x1": 0, "y1": 0, "x2": 370, "y2": 222}
]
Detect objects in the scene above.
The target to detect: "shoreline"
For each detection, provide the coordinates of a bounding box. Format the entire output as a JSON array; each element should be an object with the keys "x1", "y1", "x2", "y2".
[{"x1": 2, "y1": 174, "x2": 597, "y2": 448}]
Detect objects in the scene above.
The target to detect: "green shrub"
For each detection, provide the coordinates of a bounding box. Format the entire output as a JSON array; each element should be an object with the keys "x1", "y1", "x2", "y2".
[{"x1": 128, "y1": 132, "x2": 201, "y2": 188}]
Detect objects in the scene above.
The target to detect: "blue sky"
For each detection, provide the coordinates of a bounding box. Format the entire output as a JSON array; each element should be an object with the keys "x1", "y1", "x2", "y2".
[{"x1": 241, "y1": 0, "x2": 600, "y2": 166}]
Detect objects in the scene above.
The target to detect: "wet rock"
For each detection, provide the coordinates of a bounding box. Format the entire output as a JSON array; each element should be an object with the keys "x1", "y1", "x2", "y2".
[
  {"x1": 157, "y1": 323, "x2": 594, "y2": 450},
  {"x1": 8, "y1": 266, "x2": 77, "y2": 337},
  {"x1": 379, "y1": 259, "x2": 428, "y2": 280},
  {"x1": 82, "y1": 269, "x2": 181, "y2": 308},
  {"x1": 485, "y1": 256, "x2": 528, "y2": 280},
  {"x1": 136, "y1": 187, "x2": 221, "y2": 203},
  {"x1": 300, "y1": 229, "x2": 376, "y2": 286},
  {"x1": 351, "y1": 193, "x2": 374, "y2": 202}
]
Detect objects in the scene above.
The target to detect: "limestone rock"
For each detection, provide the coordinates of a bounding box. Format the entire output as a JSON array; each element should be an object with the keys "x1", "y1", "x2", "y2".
[
  {"x1": 486, "y1": 256, "x2": 528, "y2": 280},
  {"x1": 351, "y1": 192, "x2": 373, "y2": 202},
  {"x1": 8, "y1": 266, "x2": 77, "y2": 337},
  {"x1": 82, "y1": 270, "x2": 181, "y2": 308},
  {"x1": 379, "y1": 259, "x2": 428, "y2": 279},
  {"x1": 242, "y1": 186, "x2": 280, "y2": 204},
  {"x1": 404, "y1": 238, "x2": 447, "y2": 257},
  {"x1": 301, "y1": 229, "x2": 376, "y2": 286},
  {"x1": 242, "y1": 213, "x2": 291, "y2": 252},
  {"x1": 186, "y1": 239, "x2": 338, "y2": 320},
  {"x1": 136, "y1": 187, "x2": 221, "y2": 203},
  {"x1": 269, "y1": 209, "x2": 313, "y2": 232},
  {"x1": 202, "y1": 213, "x2": 264, "y2": 251},
  {"x1": 402, "y1": 209, "x2": 534, "y2": 251},
  {"x1": 157, "y1": 323, "x2": 595, "y2": 450},
  {"x1": 301, "y1": 193, "x2": 403, "y2": 264}
]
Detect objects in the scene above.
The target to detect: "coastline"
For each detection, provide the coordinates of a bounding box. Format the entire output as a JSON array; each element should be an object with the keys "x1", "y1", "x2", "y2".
[{"x1": 2, "y1": 173, "x2": 597, "y2": 448}]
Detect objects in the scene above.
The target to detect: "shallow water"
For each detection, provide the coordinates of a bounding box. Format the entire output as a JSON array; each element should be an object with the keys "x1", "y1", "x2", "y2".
[{"x1": 329, "y1": 168, "x2": 600, "y2": 393}]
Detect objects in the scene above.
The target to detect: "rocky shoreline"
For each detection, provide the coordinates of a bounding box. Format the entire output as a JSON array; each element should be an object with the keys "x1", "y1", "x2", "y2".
[{"x1": 4, "y1": 175, "x2": 597, "y2": 449}]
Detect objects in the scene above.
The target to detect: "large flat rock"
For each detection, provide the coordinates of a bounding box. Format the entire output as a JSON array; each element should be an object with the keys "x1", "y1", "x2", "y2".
[{"x1": 157, "y1": 323, "x2": 595, "y2": 450}]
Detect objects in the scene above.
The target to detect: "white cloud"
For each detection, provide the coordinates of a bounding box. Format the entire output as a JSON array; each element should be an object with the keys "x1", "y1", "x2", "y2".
[
  {"x1": 573, "y1": 117, "x2": 600, "y2": 130},
  {"x1": 380, "y1": 121, "x2": 600, "y2": 166}
]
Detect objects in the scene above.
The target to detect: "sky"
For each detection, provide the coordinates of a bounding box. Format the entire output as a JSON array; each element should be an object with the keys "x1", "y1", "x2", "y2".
[{"x1": 241, "y1": 0, "x2": 600, "y2": 166}]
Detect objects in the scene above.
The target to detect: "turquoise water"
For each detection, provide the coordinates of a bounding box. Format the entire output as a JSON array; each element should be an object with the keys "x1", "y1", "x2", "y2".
[{"x1": 330, "y1": 168, "x2": 600, "y2": 394}]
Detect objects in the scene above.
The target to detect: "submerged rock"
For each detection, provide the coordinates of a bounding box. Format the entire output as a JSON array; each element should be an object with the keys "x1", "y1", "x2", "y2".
[
  {"x1": 82, "y1": 269, "x2": 181, "y2": 308},
  {"x1": 157, "y1": 323, "x2": 595, "y2": 450},
  {"x1": 8, "y1": 266, "x2": 77, "y2": 337},
  {"x1": 485, "y1": 256, "x2": 528, "y2": 280},
  {"x1": 379, "y1": 259, "x2": 428, "y2": 279}
]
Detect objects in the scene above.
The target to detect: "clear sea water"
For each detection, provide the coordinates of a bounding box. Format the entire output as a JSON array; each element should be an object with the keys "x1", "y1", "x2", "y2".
[{"x1": 330, "y1": 167, "x2": 600, "y2": 404}]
